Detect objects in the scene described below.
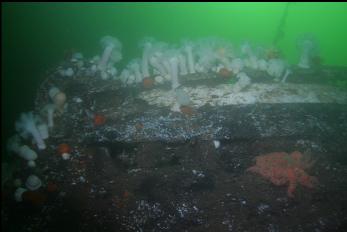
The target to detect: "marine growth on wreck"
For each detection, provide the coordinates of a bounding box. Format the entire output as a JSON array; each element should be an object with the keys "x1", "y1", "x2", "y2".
[{"x1": 2, "y1": 3, "x2": 347, "y2": 232}]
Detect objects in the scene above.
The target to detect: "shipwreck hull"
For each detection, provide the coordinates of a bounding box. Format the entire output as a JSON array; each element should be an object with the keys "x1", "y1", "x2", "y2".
[
  {"x1": 84, "y1": 103, "x2": 347, "y2": 143},
  {"x1": 33, "y1": 66, "x2": 347, "y2": 148}
]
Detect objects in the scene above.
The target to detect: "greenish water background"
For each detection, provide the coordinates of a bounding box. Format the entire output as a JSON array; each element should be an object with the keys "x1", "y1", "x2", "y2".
[{"x1": 2, "y1": 2, "x2": 347, "y2": 159}]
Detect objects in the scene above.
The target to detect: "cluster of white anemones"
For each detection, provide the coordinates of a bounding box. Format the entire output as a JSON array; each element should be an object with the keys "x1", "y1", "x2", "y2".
[{"x1": 56, "y1": 35, "x2": 319, "y2": 90}]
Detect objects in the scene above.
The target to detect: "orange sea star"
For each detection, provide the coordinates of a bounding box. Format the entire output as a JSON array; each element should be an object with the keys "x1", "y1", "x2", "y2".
[{"x1": 247, "y1": 151, "x2": 318, "y2": 198}]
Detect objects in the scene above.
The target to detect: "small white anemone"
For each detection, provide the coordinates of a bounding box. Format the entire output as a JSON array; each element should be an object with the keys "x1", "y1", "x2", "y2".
[
  {"x1": 230, "y1": 58, "x2": 244, "y2": 74},
  {"x1": 14, "y1": 187, "x2": 28, "y2": 202},
  {"x1": 62, "y1": 153, "x2": 71, "y2": 160},
  {"x1": 27, "y1": 160, "x2": 36, "y2": 168},
  {"x1": 15, "y1": 112, "x2": 46, "y2": 150},
  {"x1": 267, "y1": 58, "x2": 286, "y2": 79},
  {"x1": 25, "y1": 175, "x2": 42, "y2": 191},
  {"x1": 98, "y1": 35, "x2": 122, "y2": 72}
]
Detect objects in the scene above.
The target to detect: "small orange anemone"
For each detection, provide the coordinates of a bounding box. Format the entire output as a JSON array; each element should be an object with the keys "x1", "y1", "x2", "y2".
[
  {"x1": 22, "y1": 191, "x2": 47, "y2": 205},
  {"x1": 180, "y1": 105, "x2": 195, "y2": 116},
  {"x1": 123, "y1": 190, "x2": 130, "y2": 199},
  {"x1": 135, "y1": 122, "x2": 144, "y2": 131},
  {"x1": 57, "y1": 143, "x2": 71, "y2": 155},
  {"x1": 218, "y1": 68, "x2": 232, "y2": 78},
  {"x1": 46, "y1": 182, "x2": 59, "y2": 192},
  {"x1": 266, "y1": 47, "x2": 281, "y2": 59},
  {"x1": 312, "y1": 55, "x2": 322, "y2": 66},
  {"x1": 94, "y1": 114, "x2": 106, "y2": 126},
  {"x1": 143, "y1": 77, "x2": 154, "y2": 89}
]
